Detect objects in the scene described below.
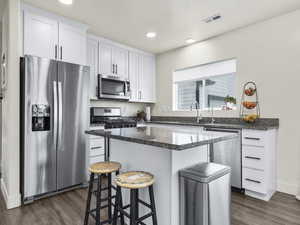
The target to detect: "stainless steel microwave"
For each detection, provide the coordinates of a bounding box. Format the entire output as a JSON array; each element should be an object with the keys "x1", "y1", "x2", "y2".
[{"x1": 97, "y1": 74, "x2": 131, "y2": 100}]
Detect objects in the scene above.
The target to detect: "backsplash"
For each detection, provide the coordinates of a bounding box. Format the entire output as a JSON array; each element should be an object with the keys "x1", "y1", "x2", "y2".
[{"x1": 90, "y1": 100, "x2": 150, "y2": 117}]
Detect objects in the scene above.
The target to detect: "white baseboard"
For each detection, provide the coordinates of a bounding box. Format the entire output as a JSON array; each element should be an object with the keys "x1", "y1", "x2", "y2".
[
  {"x1": 245, "y1": 189, "x2": 275, "y2": 201},
  {"x1": 277, "y1": 180, "x2": 298, "y2": 196},
  {"x1": 0, "y1": 178, "x2": 21, "y2": 209}
]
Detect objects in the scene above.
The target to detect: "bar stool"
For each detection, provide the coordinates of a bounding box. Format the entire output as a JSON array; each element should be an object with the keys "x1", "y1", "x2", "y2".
[
  {"x1": 84, "y1": 161, "x2": 123, "y2": 225},
  {"x1": 113, "y1": 171, "x2": 158, "y2": 225}
]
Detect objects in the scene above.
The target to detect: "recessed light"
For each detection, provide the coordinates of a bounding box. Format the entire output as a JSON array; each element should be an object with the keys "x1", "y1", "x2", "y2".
[
  {"x1": 58, "y1": 0, "x2": 73, "y2": 5},
  {"x1": 146, "y1": 32, "x2": 157, "y2": 39},
  {"x1": 185, "y1": 38, "x2": 196, "y2": 44}
]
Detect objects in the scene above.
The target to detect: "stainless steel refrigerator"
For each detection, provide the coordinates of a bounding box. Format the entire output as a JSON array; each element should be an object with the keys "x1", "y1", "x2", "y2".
[{"x1": 20, "y1": 55, "x2": 90, "y2": 203}]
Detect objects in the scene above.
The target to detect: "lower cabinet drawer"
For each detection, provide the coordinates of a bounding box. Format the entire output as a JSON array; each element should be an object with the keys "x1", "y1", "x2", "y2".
[
  {"x1": 243, "y1": 168, "x2": 267, "y2": 194},
  {"x1": 90, "y1": 147, "x2": 105, "y2": 157},
  {"x1": 90, "y1": 138, "x2": 104, "y2": 149},
  {"x1": 242, "y1": 130, "x2": 266, "y2": 147},
  {"x1": 242, "y1": 146, "x2": 265, "y2": 170},
  {"x1": 89, "y1": 155, "x2": 105, "y2": 165}
]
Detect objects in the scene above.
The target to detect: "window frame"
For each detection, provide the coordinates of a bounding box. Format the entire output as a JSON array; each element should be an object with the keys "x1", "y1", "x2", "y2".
[{"x1": 172, "y1": 59, "x2": 237, "y2": 112}]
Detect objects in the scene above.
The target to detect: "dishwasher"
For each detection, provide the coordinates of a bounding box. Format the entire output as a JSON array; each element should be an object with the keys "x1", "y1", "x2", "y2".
[{"x1": 204, "y1": 127, "x2": 243, "y2": 192}]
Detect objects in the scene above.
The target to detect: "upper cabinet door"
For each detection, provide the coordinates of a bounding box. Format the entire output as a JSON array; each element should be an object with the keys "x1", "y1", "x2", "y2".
[
  {"x1": 24, "y1": 12, "x2": 59, "y2": 60},
  {"x1": 129, "y1": 52, "x2": 140, "y2": 102},
  {"x1": 140, "y1": 55, "x2": 156, "y2": 102},
  {"x1": 59, "y1": 22, "x2": 87, "y2": 65},
  {"x1": 112, "y1": 47, "x2": 129, "y2": 79},
  {"x1": 87, "y1": 38, "x2": 99, "y2": 99},
  {"x1": 99, "y1": 42, "x2": 113, "y2": 76}
]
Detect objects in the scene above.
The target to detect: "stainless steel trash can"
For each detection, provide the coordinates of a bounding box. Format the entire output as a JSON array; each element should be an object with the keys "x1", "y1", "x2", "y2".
[{"x1": 179, "y1": 162, "x2": 231, "y2": 225}]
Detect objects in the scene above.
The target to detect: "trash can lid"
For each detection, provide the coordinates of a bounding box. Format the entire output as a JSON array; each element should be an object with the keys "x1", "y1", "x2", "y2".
[{"x1": 179, "y1": 162, "x2": 231, "y2": 183}]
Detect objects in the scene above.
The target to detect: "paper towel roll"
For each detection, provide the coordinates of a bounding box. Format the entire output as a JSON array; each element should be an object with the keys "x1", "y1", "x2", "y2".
[{"x1": 145, "y1": 106, "x2": 151, "y2": 121}]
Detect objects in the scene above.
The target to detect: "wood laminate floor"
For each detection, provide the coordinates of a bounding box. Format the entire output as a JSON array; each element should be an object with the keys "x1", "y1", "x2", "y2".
[{"x1": 0, "y1": 188, "x2": 300, "y2": 225}]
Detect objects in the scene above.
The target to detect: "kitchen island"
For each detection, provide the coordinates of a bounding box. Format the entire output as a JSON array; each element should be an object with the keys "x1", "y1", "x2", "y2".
[{"x1": 86, "y1": 125, "x2": 237, "y2": 225}]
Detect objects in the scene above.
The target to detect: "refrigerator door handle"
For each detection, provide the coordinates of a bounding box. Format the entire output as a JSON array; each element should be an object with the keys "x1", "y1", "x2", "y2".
[
  {"x1": 53, "y1": 81, "x2": 58, "y2": 147},
  {"x1": 58, "y1": 81, "x2": 63, "y2": 151}
]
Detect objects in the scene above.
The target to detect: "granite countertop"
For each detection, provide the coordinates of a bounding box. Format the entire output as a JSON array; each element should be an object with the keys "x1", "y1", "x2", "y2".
[
  {"x1": 86, "y1": 126, "x2": 238, "y2": 150},
  {"x1": 148, "y1": 117, "x2": 279, "y2": 130}
]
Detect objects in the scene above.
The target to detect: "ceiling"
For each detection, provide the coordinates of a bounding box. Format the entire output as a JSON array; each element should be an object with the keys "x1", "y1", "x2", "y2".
[{"x1": 23, "y1": 0, "x2": 300, "y2": 54}]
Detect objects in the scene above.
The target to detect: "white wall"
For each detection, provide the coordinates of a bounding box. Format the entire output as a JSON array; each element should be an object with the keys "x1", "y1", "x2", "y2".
[
  {"x1": 0, "y1": 0, "x2": 21, "y2": 209},
  {"x1": 154, "y1": 9, "x2": 300, "y2": 195}
]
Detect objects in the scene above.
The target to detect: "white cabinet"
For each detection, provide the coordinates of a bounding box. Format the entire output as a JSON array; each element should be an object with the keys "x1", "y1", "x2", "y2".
[
  {"x1": 242, "y1": 129, "x2": 277, "y2": 201},
  {"x1": 23, "y1": 9, "x2": 87, "y2": 65},
  {"x1": 140, "y1": 54, "x2": 156, "y2": 102},
  {"x1": 58, "y1": 23, "x2": 87, "y2": 65},
  {"x1": 99, "y1": 42, "x2": 113, "y2": 76},
  {"x1": 129, "y1": 51, "x2": 140, "y2": 101},
  {"x1": 87, "y1": 136, "x2": 105, "y2": 165},
  {"x1": 87, "y1": 38, "x2": 99, "y2": 99},
  {"x1": 113, "y1": 47, "x2": 129, "y2": 79},
  {"x1": 129, "y1": 52, "x2": 156, "y2": 103},
  {"x1": 87, "y1": 35, "x2": 156, "y2": 102},
  {"x1": 24, "y1": 11, "x2": 58, "y2": 60},
  {"x1": 99, "y1": 42, "x2": 129, "y2": 79}
]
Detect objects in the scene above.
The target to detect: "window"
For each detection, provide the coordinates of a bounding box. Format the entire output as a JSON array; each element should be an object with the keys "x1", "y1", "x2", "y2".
[{"x1": 173, "y1": 59, "x2": 236, "y2": 111}]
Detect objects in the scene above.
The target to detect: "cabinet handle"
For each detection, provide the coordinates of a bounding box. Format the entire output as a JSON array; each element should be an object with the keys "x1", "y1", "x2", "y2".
[
  {"x1": 244, "y1": 137, "x2": 260, "y2": 141},
  {"x1": 116, "y1": 64, "x2": 118, "y2": 74},
  {"x1": 60, "y1": 46, "x2": 63, "y2": 60},
  {"x1": 245, "y1": 178, "x2": 261, "y2": 184},
  {"x1": 91, "y1": 146, "x2": 103, "y2": 150},
  {"x1": 112, "y1": 64, "x2": 115, "y2": 74},
  {"x1": 139, "y1": 91, "x2": 142, "y2": 100},
  {"x1": 245, "y1": 156, "x2": 261, "y2": 160},
  {"x1": 55, "y1": 45, "x2": 58, "y2": 59}
]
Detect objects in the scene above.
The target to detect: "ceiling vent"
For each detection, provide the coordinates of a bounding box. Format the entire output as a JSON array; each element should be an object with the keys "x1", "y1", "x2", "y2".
[{"x1": 203, "y1": 14, "x2": 222, "y2": 23}]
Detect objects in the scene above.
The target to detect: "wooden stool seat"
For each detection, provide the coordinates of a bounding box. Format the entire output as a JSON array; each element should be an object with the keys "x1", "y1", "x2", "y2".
[
  {"x1": 89, "y1": 161, "x2": 121, "y2": 174},
  {"x1": 115, "y1": 171, "x2": 155, "y2": 189}
]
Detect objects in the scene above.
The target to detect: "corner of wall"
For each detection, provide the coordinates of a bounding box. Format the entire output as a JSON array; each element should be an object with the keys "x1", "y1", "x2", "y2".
[{"x1": 1, "y1": 178, "x2": 21, "y2": 209}]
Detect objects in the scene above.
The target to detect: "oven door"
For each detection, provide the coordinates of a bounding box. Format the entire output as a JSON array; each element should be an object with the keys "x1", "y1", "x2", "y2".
[{"x1": 98, "y1": 75, "x2": 130, "y2": 100}]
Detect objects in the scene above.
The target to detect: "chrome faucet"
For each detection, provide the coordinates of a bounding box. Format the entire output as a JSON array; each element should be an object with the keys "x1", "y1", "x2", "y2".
[
  {"x1": 190, "y1": 101, "x2": 202, "y2": 123},
  {"x1": 211, "y1": 107, "x2": 216, "y2": 124}
]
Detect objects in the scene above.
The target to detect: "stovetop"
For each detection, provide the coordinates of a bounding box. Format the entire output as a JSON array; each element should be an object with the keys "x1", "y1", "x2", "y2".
[{"x1": 91, "y1": 117, "x2": 137, "y2": 129}]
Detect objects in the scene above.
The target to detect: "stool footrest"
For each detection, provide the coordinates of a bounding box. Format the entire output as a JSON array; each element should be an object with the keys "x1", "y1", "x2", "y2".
[
  {"x1": 138, "y1": 199, "x2": 152, "y2": 209},
  {"x1": 89, "y1": 212, "x2": 123, "y2": 225},
  {"x1": 92, "y1": 185, "x2": 116, "y2": 194},
  {"x1": 137, "y1": 212, "x2": 154, "y2": 223}
]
